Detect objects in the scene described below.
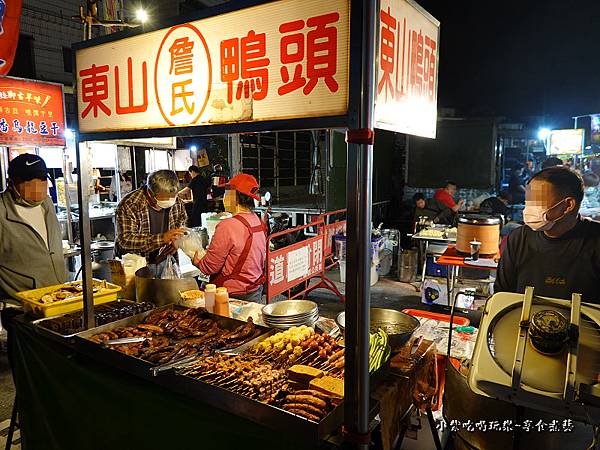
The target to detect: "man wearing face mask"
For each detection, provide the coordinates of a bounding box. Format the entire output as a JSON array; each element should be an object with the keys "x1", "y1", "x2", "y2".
[
  {"x1": 115, "y1": 169, "x2": 187, "y2": 263},
  {"x1": 0, "y1": 154, "x2": 66, "y2": 300},
  {"x1": 494, "y1": 166, "x2": 600, "y2": 302}
]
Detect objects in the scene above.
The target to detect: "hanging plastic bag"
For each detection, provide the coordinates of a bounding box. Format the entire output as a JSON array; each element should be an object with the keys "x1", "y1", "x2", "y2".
[
  {"x1": 175, "y1": 228, "x2": 206, "y2": 259},
  {"x1": 160, "y1": 255, "x2": 182, "y2": 280}
]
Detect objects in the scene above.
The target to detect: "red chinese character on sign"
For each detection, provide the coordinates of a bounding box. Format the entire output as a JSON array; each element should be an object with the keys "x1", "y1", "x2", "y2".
[
  {"x1": 424, "y1": 36, "x2": 436, "y2": 100},
  {"x1": 221, "y1": 37, "x2": 240, "y2": 103},
  {"x1": 278, "y1": 19, "x2": 306, "y2": 96},
  {"x1": 409, "y1": 30, "x2": 424, "y2": 96},
  {"x1": 305, "y1": 13, "x2": 339, "y2": 95},
  {"x1": 269, "y1": 255, "x2": 285, "y2": 285},
  {"x1": 171, "y1": 80, "x2": 195, "y2": 116},
  {"x1": 278, "y1": 12, "x2": 340, "y2": 96},
  {"x1": 220, "y1": 30, "x2": 270, "y2": 104},
  {"x1": 169, "y1": 37, "x2": 194, "y2": 75},
  {"x1": 377, "y1": 7, "x2": 396, "y2": 100},
  {"x1": 79, "y1": 64, "x2": 111, "y2": 118},
  {"x1": 115, "y1": 57, "x2": 148, "y2": 114}
]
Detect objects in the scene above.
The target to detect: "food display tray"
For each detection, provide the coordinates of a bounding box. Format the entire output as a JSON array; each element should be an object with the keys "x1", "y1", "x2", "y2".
[
  {"x1": 73, "y1": 304, "x2": 346, "y2": 442},
  {"x1": 74, "y1": 304, "x2": 273, "y2": 377},
  {"x1": 17, "y1": 279, "x2": 122, "y2": 318},
  {"x1": 32, "y1": 299, "x2": 146, "y2": 341}
]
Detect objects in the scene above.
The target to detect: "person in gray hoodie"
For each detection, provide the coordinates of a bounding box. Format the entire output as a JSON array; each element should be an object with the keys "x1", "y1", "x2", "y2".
[{"x1": 0, "y1": 154, "x2": 66, "y2": 301}]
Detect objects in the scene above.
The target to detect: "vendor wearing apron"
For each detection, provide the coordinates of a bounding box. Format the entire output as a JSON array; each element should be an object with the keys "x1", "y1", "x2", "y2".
[
  {"x1": 192, "y1": 173, "x2": 266, "y2": 303},
  {"x1": 115, "y1": 170, "x2": 187, "y2": 264},
  {"x1": 495, "y1": 166, "x2": 600, "y2": 302}
]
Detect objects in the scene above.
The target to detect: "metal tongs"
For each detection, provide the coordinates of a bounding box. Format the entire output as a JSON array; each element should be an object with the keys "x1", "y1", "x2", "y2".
[
  {"x1": 150, "y1": 355, "x2": 199, "y2": 377},
  {"x1": 103, "y1": 336, "x2": 147, "y2": 346}
]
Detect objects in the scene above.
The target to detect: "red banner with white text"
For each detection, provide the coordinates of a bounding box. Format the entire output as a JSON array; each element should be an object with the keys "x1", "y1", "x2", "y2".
[{"x1": 0, "y1": 0, "x2": 23, "y2": 76}]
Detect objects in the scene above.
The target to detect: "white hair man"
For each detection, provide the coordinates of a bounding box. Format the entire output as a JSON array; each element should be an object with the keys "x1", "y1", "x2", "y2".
[{"x1": 116, "y1": 169, "x2": 187, "y2": 262}]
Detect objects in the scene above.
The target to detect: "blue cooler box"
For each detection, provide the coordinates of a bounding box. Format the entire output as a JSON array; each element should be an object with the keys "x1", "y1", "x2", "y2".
[{"x1": 425, "y1": 256, "x2": 448, "y2": 277}]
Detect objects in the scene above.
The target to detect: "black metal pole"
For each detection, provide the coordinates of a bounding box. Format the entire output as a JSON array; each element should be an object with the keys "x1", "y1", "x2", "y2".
[
  {"x1": 75, "y1": 139, "x2": 95, "y2": 329},
  {"x1": 344, "y1": 0, "x2": 378, "y2": 447}
]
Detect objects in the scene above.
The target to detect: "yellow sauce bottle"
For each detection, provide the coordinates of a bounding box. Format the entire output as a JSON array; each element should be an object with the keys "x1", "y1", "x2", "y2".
[{"x1": 214, "y1": 287, "x2": 230, "y2": 317}]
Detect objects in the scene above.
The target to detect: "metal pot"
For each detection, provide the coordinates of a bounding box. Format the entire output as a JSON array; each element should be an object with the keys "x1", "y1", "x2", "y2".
[
  {"x1": 135, "y1": 266, "x2": 198, "y2": 307},
  {"x1": 336, "y1": 307, "x2": 420, "y2": 353},
  {"x1": 444, "y1": 360, "x2": 593, "y2": 450}
]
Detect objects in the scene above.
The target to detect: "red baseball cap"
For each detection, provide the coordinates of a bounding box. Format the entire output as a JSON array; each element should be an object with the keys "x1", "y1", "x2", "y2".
[{"x1": 228, "y1": 173, "x2": 260, "y2": 201}]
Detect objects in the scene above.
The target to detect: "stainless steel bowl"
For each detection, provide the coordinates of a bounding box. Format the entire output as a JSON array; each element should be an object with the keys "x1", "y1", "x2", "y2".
[
  {"x1": 262, "y1": 300, "x2": 318, "y2": 318},
  {"x1": 336, "y1": 307, "x2": 420, "y2": 352},
  {"x1": 262, "y1": 300, "x2": 319, "y2": 329}
]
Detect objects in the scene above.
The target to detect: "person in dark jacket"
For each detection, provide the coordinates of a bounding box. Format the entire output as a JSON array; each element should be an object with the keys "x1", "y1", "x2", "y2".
[
  {"x1": 495, "y1": 167, "x2": 600, "y2": 303},
  {"x1": 480, "y1": 191, "x2": 512, "y2": 219},
  {"x1": 508, "y1": 163, "x2": 527, "y2": 204},
  {"x1": 179, "y1": 165, "x2": 210, "y2": 227},
  {"x1": 413, "y1": 193, "x2": 454, "y2": 225}
]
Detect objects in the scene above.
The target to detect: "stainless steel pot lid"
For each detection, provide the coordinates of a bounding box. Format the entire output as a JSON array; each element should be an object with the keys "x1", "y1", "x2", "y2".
[
  {"x1": 458, "y1": 214, "x2": 501, "y2": 225},
  {"x1": 91, "y1": 240, "x2": 115, "y2": 249}
]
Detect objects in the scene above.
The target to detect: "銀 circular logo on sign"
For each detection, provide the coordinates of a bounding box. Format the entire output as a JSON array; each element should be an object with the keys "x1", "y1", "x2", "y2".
[{"x1": 155, "y1": 23, "x2": 212, "y2": 127}]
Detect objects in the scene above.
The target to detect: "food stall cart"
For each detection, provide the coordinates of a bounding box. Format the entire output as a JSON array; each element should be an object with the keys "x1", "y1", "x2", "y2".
[{"x1": 5, "y1": 0, "x2": 442, "y2": 449}]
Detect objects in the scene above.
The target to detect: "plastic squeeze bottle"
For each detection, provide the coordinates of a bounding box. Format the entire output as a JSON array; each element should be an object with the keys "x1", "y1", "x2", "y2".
[
  {"x1": 204, "y1": 284, "x2": 217, "y2": 313},
  {"x1": 214, "y1": 287, "x2": 230, "y2": 317}
]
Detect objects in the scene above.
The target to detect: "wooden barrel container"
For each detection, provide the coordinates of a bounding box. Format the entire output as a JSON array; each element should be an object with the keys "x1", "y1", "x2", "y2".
[{"x1": 456, "y1": 215, "x2": 501, "y2": 256}]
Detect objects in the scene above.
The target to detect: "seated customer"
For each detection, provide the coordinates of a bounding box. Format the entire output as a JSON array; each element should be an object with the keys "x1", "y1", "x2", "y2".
[
  {"x1": 480, "y1": 191, "x2": 512, "y2": 219},
  {"x1": 433, "y1": 181, "x2": 464, "y2": 212},
  {"x1": 413, "y1": 193, "x2": 454, "y2": 225},
  {"x1": 495, "y1": 167, "x2": 600, "y2": 302}
]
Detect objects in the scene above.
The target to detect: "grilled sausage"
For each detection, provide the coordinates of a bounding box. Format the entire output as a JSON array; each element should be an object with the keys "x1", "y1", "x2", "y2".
[
  {"x1": 286, "y1": 408, "x2": 320, "y2": 423},
  {"x1": 292, "y1": 390, "x2": 331, "y2": 402},
  {"x1": 284, "y1": 395, "x2": 327, "y2": 409},
  {"x1": 283, "y1": 403, "x2": 324, "y2": 417}
]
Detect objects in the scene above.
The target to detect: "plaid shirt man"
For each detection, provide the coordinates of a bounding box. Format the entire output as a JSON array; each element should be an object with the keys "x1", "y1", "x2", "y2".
[{"x1": 116, "y1": 186, "x2": 187, "y2": 258}]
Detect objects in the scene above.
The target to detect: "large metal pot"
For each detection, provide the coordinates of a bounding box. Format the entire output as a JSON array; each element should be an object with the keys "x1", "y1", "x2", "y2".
[
  {"x1": 135, "y1": 266, "x2": 198, "y2": 307},
  {"x1": 336, "y1": 307, "x2": 420, "y2": 353},
  {"x1": 444, "y1": 360, "x2": 593, "y2": 450}
]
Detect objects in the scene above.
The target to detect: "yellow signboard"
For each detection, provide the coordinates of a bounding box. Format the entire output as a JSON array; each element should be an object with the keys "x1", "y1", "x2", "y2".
[{"x1": 75, "y1": 0, "x2": 350, "y2": 134}]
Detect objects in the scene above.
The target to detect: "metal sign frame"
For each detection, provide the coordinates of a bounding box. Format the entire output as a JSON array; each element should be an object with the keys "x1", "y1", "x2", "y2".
[
  {"x1": 71, "y1": 0, "x2": 354, "y2": 143},
  {"x1": 71, "y1": 0, "x2": 396, "y2": 447}
]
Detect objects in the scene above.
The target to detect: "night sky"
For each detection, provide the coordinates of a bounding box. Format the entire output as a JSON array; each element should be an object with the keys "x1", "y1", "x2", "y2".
[{"x1": 416, "y1": 0, "x2": 600, "y2": 126}]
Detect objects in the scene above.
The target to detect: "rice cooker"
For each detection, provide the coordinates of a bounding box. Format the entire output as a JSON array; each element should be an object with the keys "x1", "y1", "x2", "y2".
[{"x1": 456, "y1": 214, "x2": 501, "y2": 256}]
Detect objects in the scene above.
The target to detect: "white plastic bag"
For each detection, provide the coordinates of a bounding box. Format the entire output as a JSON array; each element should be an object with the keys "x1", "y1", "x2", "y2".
[
  {"x1": 160, "y1": 255, "x2": 182, "y2": 280},
  {"x1": 175, "y1": 228, "x2": 205, "y2": 259}
]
